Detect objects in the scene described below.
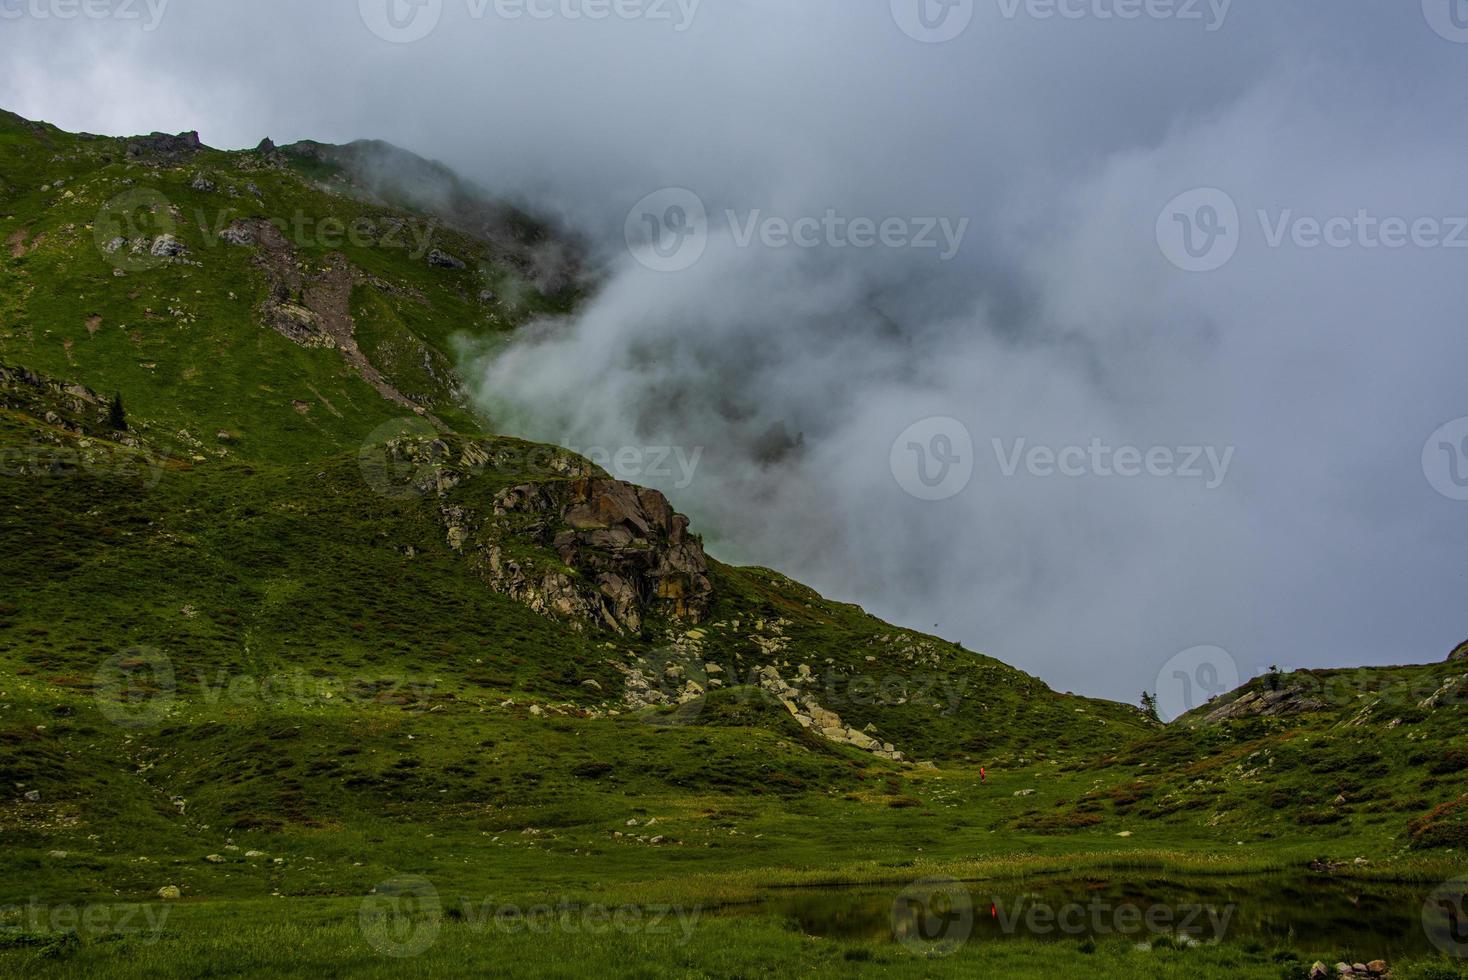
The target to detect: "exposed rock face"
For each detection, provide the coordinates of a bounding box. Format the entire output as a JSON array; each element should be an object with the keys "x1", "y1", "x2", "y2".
[
  {"x1": 756, "y1": 665, "x2": 905, "y2": 762},
  {"x1": 377, "y1": 438, "x2": 712, "y2": 634},
  {"x1": 492, "y1": 477, "x2": 714, "y2": 632},
  {"x1": 1, "y1": 364, "x2": 105, "y2": 431},
  {"x1": 1419, "y1": 674, "x2": 1465, "y2": 710},
  {"x1": 1450, "y1": 640, "x2": 1468, "y2": 662},
  {"x1": 1199, "y1": 683, "x2": 1332, "y2": 724},
  {"x1": 221, "y1": 218, "x2": 445, "y2": 426},
  {"x1": 125, "y1": 130, "x2": 204, "y2": 166}
]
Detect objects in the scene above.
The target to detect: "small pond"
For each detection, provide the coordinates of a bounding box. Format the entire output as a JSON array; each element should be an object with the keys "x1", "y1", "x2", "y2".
[{"x1": 736, "y1": 873, "x2": 1462, "y2": 961}]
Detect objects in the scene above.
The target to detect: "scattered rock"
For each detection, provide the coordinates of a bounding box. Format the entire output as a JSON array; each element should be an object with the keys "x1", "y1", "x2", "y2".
[
  {"x1": 150, "y1": 234, "x2": 188, "y2": 259},
  {"x1": 204, "y1": 854, "x2": 224, "y2": 863},
  {"x1": 157, "y1": 886, "x2": 182, "y2": 900},
  {"x1": 23, "y1": 790, "x2": 40, "y2": 802},
  {"x1": 217, "y1": 221, "x2": 255, "y2": 247},
  {"x1": 427, "y1": 248, "x2": 466, "y2": 270}
]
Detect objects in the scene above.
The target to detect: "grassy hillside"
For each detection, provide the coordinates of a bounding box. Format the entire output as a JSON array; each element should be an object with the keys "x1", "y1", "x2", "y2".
[{"x1": 2, "y1": 110, "x2": 1465, "y2": 977}]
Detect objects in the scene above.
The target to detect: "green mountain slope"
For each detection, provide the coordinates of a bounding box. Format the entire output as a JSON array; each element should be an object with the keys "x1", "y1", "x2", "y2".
[
  {"x1": 0, "y1": 110, "x2": 1169, "y2": 902},
  {"x1": 2, "y1": 113, "x2": 1465, "y2": 980}
]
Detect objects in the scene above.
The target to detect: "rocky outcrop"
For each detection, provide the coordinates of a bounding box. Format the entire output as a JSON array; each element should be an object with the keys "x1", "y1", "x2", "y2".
[
  {"x1": 1419, "y1": 674, "x2": 1465, "y2": 710},
  {"x1": 491, "y1": 477, "x2": 713, "y2": 632},
  {"x1": 757, "y1": 665, "x2": 905, "y2": 762},
  {"x1": 219, "y1": 218, "x2": 445, "y2": 426},
  {"x1": 1450, "y1": 640, "x2": 1468, "y2": 662},
  {"x1": 124, "y1": 130, "x2": 204, "y2": 166},
  {"x1": 377, "y1": 438, "x2": 712, "y2": 634},
  {"x1": 1199, "y1": 683, "x2": 1332, "y2": 725}
]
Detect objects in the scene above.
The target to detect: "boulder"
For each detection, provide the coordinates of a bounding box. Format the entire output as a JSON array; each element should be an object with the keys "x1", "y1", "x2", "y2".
[
  {"x1": 150, "y1": 235, "x2": 188, "y2": 258},
  {"x1": 158, "y1": 886, "x2": 182, "y2": 900},
  {"x1": 427, "y1": 248, "x2": 466, "y2": 270},
  {"x1": 217, "y1": 221, "x2": 255, "y2": 247}
]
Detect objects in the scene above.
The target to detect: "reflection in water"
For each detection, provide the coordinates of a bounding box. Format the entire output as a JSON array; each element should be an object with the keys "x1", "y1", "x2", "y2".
[{"x1": 745, "y1": 874, "x2": 1442, "y2": 960}]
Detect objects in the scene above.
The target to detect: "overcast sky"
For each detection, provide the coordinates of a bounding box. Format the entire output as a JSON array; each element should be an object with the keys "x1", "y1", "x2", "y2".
[{"x1": 5, "y1": 1, "x2": 1467, "y2": 710}]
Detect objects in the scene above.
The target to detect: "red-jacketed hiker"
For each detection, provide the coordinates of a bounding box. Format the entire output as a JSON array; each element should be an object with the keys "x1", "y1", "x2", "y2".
[{"x1": 980, "y1": 767, "x2": 987, "y2": 783}]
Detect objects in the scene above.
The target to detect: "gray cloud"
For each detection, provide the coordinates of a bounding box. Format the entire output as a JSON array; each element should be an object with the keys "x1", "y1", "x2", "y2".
[{"x1": 5, "y1": 0, "x2": 1467, "y2": 702}]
